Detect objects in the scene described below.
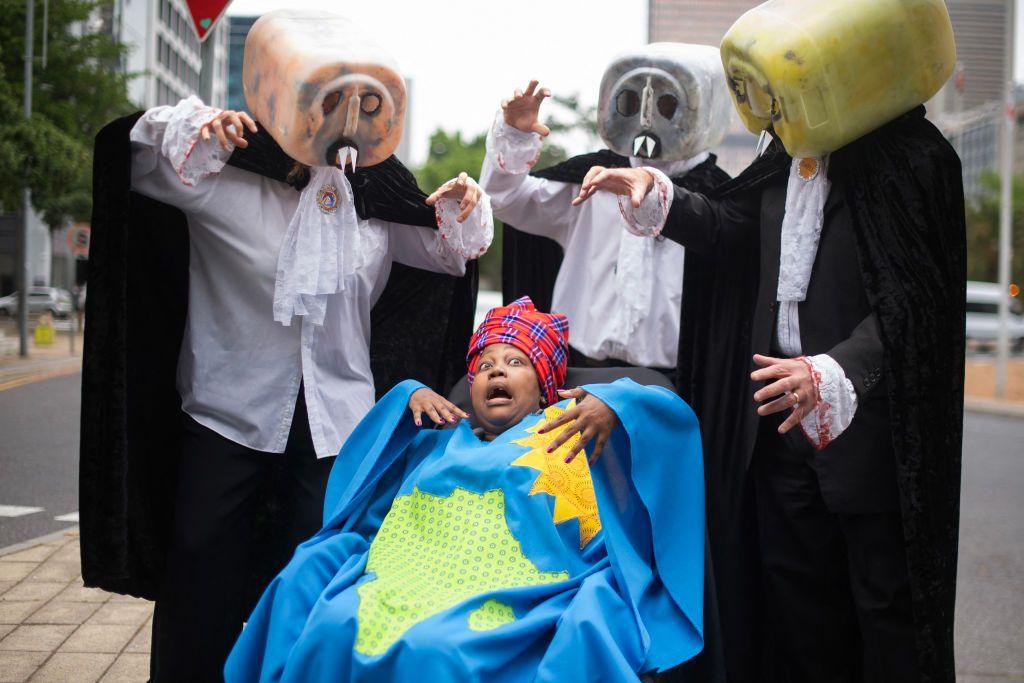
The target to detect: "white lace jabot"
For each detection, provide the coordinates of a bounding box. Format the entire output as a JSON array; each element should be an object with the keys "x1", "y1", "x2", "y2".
[
  {"x1": 273, "y1": 164, "x2": 377, "y2": 326},
  {"x1": 778, "y1": 155, "x2": 830, "y2": 302}
]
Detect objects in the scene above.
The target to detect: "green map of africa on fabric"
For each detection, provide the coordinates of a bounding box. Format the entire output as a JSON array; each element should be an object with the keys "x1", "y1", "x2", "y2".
[{"x1": 355, "y1": 487, "x2": 569, "y2": 655}]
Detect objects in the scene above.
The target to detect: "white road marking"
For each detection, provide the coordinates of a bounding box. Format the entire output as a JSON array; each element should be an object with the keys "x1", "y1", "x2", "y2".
[
  {"x1": 54, "y1": 512, "x2": 79, "y2": 522},
  {"x1": 0, "y1": 505, "x2": 44, "y2": 518}
]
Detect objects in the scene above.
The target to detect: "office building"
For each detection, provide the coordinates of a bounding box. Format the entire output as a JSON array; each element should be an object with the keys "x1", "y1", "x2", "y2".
[
  {"x1": 226, "y1": 15, "x2": 258, "y2": 112},
  {"x1": 112, "y1": 0, "x2": 229, "y2": 109}
]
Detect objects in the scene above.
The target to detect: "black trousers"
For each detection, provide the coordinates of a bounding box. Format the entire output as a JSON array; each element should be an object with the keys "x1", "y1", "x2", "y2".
[
  {"x1": 150, "y1": 395, "x2": 334, "y2": 683},
  {"x1": 753, "y1": 418, "x2": 917, "y2": 683}
]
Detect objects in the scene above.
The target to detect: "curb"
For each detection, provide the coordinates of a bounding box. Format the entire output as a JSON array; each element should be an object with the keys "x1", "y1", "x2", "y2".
[
  {"x1": 0, "y1": 358, "x2": 81, "y2": 392},
  {"x1": 0, "y1": 526, "x2": 79, "y2": 558},
  {"x1": 963, "y1": 397, "x2": 1024, "y2": 419}
]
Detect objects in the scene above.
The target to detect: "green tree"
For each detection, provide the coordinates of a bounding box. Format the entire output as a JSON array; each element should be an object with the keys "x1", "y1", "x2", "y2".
[
  {"x1": 415, "y1": 94, "x2": 594, "y2": 289},
  {"x1": 0, "y1": 0, "x2": 134, "y2": 225},
  {"x1": 965, "y1": 171, "x2": 1024, "y2": 286}
]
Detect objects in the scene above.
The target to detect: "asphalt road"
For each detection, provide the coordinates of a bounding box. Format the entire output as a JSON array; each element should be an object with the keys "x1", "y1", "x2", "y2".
[
  {"x1": 0, "y1": 372, "x2": 1021, "y2": 677},
  {"x1": 954, "y1": 412, "x2": 1024, "y2": 682},
  {"x1": 0, "y1": 372, "x2": 81, "y2": 547}
]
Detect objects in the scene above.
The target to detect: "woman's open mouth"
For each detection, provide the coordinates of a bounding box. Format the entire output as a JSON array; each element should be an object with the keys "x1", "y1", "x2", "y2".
[{"x1": 485, "y1": 383, "x2": 514, "y2": 406}]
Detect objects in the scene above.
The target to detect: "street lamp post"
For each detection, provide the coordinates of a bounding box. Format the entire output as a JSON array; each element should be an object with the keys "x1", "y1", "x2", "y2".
[
  {"x1": 18, "y1": 0, "x2": 34, "y2": 358},
  {"x1": 996, "y1": 0, "x2": 1016, "y2": 397}
]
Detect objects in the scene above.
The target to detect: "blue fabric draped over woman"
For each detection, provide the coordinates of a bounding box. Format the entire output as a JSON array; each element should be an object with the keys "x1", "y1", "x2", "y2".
[{"x1": 225, "y1": 297, "x2": 706, "y2": 681}]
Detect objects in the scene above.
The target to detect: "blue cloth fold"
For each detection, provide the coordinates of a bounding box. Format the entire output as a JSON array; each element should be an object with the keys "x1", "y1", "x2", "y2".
[{"x1": 226, "y1": 378, "x2": 704, "y2": 682}]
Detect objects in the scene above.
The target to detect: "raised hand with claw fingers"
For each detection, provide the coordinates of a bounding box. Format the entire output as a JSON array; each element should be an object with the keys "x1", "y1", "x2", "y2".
[{"x1": 502, "y1": 79, "x2": 552, "y2": 138}]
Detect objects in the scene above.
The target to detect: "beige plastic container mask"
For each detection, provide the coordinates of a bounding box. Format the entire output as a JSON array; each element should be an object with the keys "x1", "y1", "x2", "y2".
[
  {"x1": 720, "y1": 0, "x2": 956, "y2": 158},
  {"x1": 242, "y1": 10, "x2": 406, "y2": 168}
]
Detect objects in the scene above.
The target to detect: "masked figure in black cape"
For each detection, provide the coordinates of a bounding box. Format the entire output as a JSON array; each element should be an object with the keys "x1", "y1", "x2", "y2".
[
  {"x1": 482, "y1": 44, "x2": 733, "y2": 379},
  {"x1": 80, "y1": 10, "x2": 493, "y2": 682},
  {"x1": 573, "y1": 0, "x2": 965, "y2": 680}
]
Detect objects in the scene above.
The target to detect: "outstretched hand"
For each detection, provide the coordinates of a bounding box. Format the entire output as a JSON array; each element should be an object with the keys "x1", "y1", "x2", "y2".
[
  {"x1": 201, "y1": 109, "x2": 257, "y2": 150},
  {"x1": 425, "y1": 172, "x2": 484, "y2": 223},
  {"x1": 536, "y1": 388, "x2": 619, "y2": 464},
  {"x1": 750, "y1": 354, "x2": 819, "y2": 434},
  {"x1": 572, "y1": 166, "x2": 655, "y2": 208},
  {"x1": 502, "y1": 80, "x2": 552, "y2": 137},
  {"x1": 408, "y1": 387, "x2": 469, "y2": 427}
]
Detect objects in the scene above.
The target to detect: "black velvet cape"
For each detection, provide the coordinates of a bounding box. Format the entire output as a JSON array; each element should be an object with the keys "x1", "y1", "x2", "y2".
[
  {"x1": 80, "y1": 114, "x2": 478, "y2": 599},
  {"x1": 686, "y1": 107, "x2": 965, "y2": 682},
  {"x1": 500, "y1": 150, "x2": 730, "y2": 315}
]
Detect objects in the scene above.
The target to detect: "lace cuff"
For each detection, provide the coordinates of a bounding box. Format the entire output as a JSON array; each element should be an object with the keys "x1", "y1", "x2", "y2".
[
  {"x1": 486, "y1": 112, "x2": 542, "y2": 175},
  {"x1": 434, "y1": 180, "x2": 495, "y2": 259},
  {"x1": 161, "y1": 96, "x2": 234, "y2": 187},
  {"x1": 617, "y1": 167, "x2": 673, "y2": 237},
  {"x1": 799, "y1": 354, "x2": 858, "y2": 451}
]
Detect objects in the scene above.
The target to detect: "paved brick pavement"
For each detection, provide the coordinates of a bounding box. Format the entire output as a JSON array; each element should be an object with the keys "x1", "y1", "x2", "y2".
[{"x1": 0, "y1": 530, "x2": 151, "y2": 683}]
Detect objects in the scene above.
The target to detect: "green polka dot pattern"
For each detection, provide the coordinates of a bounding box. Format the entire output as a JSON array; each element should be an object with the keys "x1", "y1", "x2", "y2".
[
  {"x1": 354, "y1": 487, "x2": 568, "y2": 655},
  {"x1": 468, "y1": 599, "x2": 516, "y2": 632}
]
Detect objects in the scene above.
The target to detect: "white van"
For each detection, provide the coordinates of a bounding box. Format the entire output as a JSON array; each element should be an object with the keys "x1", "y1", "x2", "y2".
[{"x1": 965, "y1": 281, "x2": 1024, "y2": 351}]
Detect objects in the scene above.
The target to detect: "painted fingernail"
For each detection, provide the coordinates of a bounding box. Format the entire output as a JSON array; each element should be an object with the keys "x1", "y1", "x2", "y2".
[
  {"x1": 564, "y1": 455, "x2": 573, "y2": 463},
  {"x1": 547, "y1": 447, "x2": 553, "y2": 453}
]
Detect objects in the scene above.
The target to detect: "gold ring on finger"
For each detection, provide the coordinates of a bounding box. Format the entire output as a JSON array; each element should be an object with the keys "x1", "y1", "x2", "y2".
[{"x1": 792, "y1": 390, "x2": 801, "y2": 407}]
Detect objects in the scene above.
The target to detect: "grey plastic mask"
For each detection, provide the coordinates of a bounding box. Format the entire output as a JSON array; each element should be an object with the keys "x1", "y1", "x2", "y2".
[{"x1": 598, "y1": 43, "x2": 732, "y2": 162}]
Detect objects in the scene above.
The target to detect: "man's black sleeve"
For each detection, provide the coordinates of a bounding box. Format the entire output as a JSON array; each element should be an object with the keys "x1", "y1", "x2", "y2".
[
  {"x1": 662, "y1": 184, "x2": 761, "y2": 256},
  {"x1": 826, "y1": 313, "x2": 885, "y2": 397}
]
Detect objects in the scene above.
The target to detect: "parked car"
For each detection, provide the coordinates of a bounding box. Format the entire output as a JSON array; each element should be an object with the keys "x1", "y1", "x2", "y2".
[
  {"x1": 965, "y1": 280, "x2": 1024, "y2": 351},
  {"x1": 0, "y1": 287, "x2": 73, "y2": 319}
]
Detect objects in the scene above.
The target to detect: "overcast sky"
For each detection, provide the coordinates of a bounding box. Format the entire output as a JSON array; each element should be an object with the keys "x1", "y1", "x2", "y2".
[{"x1": 227, "y1": 0, "x2": 1024, "y2": 166}]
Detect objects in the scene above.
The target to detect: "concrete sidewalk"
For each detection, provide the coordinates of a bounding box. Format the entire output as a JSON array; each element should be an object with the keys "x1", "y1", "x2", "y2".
[
  {"x1": 964, "y1": 358, "x2": 1024, "y2": 419},
  {"x1": 0, "y1": 530, "x2": 151, "y2": 682}
]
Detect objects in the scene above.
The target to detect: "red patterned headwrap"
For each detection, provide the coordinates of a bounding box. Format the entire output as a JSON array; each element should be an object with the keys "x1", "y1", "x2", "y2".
[{"x1": 466, "y1": 296, "x2": 570, "y2": 406}]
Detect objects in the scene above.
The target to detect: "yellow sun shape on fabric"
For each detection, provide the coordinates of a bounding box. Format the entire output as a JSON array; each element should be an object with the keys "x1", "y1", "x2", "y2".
[{"x1": 512, "y1": 402, "x2": 602, "y2": 549}]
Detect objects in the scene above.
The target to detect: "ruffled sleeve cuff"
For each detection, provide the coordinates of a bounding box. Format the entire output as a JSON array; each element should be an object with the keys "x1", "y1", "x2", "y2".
[
  {"x1": 486, "y1": 111, "x2": 543, "y2": 175},
  {"x1": 799, "y1": 354, "x2": 859, "y2": 451},
  {"x1": 159, "y1": 96, "x2": 235, "y2": 187},
  {"x1": 433, "y1": 179, "x2": 495, "y2": 260},
  {"x1": 616, "y1": 167, "x2": 674, "y2": 237}
]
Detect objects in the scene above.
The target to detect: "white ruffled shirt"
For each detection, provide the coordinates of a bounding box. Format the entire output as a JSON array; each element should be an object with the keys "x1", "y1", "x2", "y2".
[
  {"x1": 130, "y1": 97, "x2": 493, "y2": 458},
  {"x1": 635, "y1": 158, "x2": 859, "y2": 450},
  {"x1": 481, "y1": 113, "x2": 699, "y2": 369}
]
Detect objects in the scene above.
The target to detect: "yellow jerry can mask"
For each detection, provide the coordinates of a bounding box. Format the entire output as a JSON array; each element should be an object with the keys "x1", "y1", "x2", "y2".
[
  {"x1": 242, "y1": 10, "x2": 406, "y2": 169},
  {"x1": 720, "y1": 0, "x2": 956, "y2": 158}
]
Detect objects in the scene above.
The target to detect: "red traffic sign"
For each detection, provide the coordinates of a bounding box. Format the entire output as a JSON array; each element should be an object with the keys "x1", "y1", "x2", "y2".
[{"x1": 185, "y1": 0, "x2": 234, "y2": 42}]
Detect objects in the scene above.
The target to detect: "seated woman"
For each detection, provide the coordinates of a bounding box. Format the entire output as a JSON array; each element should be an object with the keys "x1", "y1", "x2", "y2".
[{"x1": 225, "y1": 297, "x2": 705, "y2": 682}]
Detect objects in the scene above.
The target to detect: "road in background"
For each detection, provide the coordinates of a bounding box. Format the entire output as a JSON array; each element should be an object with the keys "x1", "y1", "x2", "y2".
[
  {"x1": 955, "y1": 411, "x2": 1024, "y2": 682},
  {"x1": 0, "y1": 373, "x2": 80, "y2": 547}
]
